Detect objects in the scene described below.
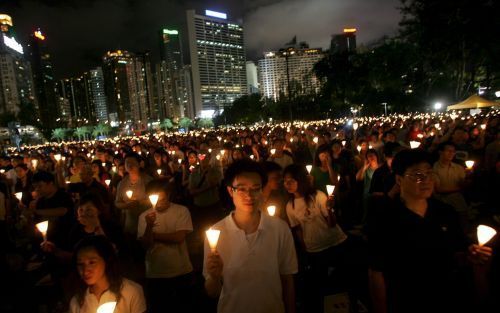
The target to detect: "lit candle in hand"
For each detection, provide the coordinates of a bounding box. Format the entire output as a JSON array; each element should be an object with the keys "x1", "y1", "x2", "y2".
[
  {"x1": 149, "y1": 194, "x2": 159, "y2": 210},
  {"x1": 326, "y1": 185, "x2": 335, "y2": 197},
  {"x1": 36, "y1": 221, "x2": 49, "y2": 243},
  {"x1": 267, "y1": 205, "x2": 276, "y2": 217},
  {"x1": 97, "y1": 302, "x2": 117, "y2": 313},
  {"x1": 126, "y1": 190, "x2": 133, "y2": 199},
  {"x1": 465, "y1": 160, "x2": 474, "y2": 170},
  {"x1": 15, "y1": 192, "x2": 23, "y2": 201},
  {"x1": 306, "y1": 165, "x2": 312, "y2": 174},
  {"x1": 477, "y1": 225, "x2": 496, "y2": 246},
  {"x1": 206, "y1": 228, "x2": 221, "y2": 252}
]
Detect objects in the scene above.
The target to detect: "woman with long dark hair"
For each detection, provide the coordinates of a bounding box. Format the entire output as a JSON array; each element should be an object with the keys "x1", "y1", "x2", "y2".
[
  {"x1": 283, "y1": 164, "x2": 348, "y2": 313},
  {"x1": 70, "y1": 236, "x2": 146, "y2": 313}
]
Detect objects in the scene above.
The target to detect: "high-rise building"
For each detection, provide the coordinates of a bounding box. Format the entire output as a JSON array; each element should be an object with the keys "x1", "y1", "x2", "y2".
[
  {"x1": 258, "y1": 42, "x2": 324, "y2": 101},
  {"x1": 186, "y1": 9, "x2": 247, "y2": 118},
  {"x1": 246, "y1": 61, "x2": 259, "y2": 94},
  {"x1": 27, "y1": 28, "x2": 59, "y2": 128},
  {"x1": 330, "y1": 28, "x2": 357, "y2": 54},
  {"x1": 0, "y1": 14, "x2": 37, "y2": 117},
  {"x1": 102, "y1": 50, "x2": 154, "y2": 129},
  {"x1": 156, "y1": 28, "x2": 192, "y2": 120},
  {"x1": 57, "y1": 75, "x2": 94, "y2": 126},
  {"x1": 88, "y1": 67, "x2": 108, "y2": 123}
]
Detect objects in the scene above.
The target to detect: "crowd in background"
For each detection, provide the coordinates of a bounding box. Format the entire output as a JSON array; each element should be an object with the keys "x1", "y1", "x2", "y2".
[{"x1": 0, "y1": 110, "x2": 499, "y2": 313}]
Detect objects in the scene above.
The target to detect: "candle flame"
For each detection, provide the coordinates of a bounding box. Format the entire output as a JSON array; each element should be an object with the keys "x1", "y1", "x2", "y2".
[
  {"x1": 326, "y1": 185, "x2": 335, "y2": 196},
  {"x1": 477, "y1": 225, "x2": 496, "y2": 246},
  {"x1": 306, "y1": 165, "x2": 312, "y2": 174},
  {"x1": 126, "y1": 190, "x2": 133, "y2": 199},
  {"x1": 267, "y1": 205, "x2": 276, "y2": 216},
  {"x1": 206, "y1": 228, "x2": 221, "y2": 251},
  {"x1": 36, "y1": 220, "x2": 49, "y2": 235}
]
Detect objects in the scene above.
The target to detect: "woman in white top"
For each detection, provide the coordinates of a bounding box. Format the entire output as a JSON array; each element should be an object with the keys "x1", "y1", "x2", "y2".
[
  {"x1": 283, "y1": 164, "x2": 350, "y2": 313},
  {"x1": 70, "y1": 235, "x2": 146, "y2": 313}
]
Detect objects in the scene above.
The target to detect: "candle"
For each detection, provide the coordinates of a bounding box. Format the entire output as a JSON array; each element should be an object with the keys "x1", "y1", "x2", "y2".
[
  {"x1": 270, "y1": 149, "x2": 276, "y2": 155},
  {"x1": 178, "y1": 158, "x2": 182, "y2": 164},
  {"x1": 112, "y1": 165, "x2": 117, "y2": 173},
  {"x1": 36, "y1": 221, "x2": 49, "y2": 242},
  {"x1": 15, "y1": 192, "x2": 23, "y2": 201},
  {"x1": 326, "y1": 185, "x2": 335, "y2": 196},
  {"x1": 126, "y1": 190, "x2": 133, "y2": 199},
  {"x1": 306, "y1": 165, "x2": 312, "y2": 174},
  {"x1": 149, "y1": 194, "x2": 159, "y2": 210},
  {"x1": 31, "y1": 159, "x2": 38, "y2": 169},
  {"x1": 353, "y1": 123, "x2": 359, "y2": 131},
  {"x1": 206, "y1": 228, "x2": 221, "y2": 252},
  {"x1": 409, "y1": 141, "x2": 421, "y2": 149},
  {"x1": 267, "y1": 205, "x2": 276, "y2": 216},
  {"x1": 105, "y1": 179, "x2": 111, "y2": 186},
  {"x1": 208, "y1": 148, "x2": 212, "y2": 153},
  {"x1": 102, "y1": 162, "x2": 106, "y2": 167},
  {"x1": 54, "y1": 154, "x2": 61, "y2": 162},
  {"x1": 480, "y1": 124, "x2": 486, "y2": 130},
  {"x1": 250, "y1": 155, "x2": 254, "y2": 160},
  {"x1": 0, "y1": 169, "x2": 4, "y2": 174},
  {"x1": 356, "y1": 145, "x2": 362, "y2": 153},
  {"x1": 465, "y1": 160, "x2": 474, "y2": 170},
  {"x1": 341, "y1": 140, "x2": 346, "y2": 147},
  {"x1": 313, "y1": 137, "x2": 319, "y2": 144},
  {"x1": 157, "y1": 169, "x2": 162, "y2": 175},
  {"x1": 97, "y1": 302, "x2": 117, "y2": 313},
  {"x1": 477, "y1": 225, "x2": 496, "y2": 246}
]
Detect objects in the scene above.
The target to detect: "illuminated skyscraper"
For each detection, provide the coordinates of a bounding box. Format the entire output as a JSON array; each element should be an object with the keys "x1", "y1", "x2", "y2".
[
  {"x1": 89, "y1": 67, "x2": 108, "y2": 123},
  {"x1": 103, "y1": 50, "x2": 154, "y2": 129},
  {"x1": 27, "y1": 28, "x2": 58, "y2": 128},
  {"x1": 186, "y1": 9, "x2": 247, "y2": 118},
  {"x1": 0, "y1": 14, "x2": 37, "y2": 117},
  {"x1": 156, "y1": 28, "x2": 191, "y2": 120},
  {"x1": 330, "y1": 28, "x2": 357, "y2": 54},
  {"x1": 258, "y1": 42, "x2": 324, "y2": 101}
]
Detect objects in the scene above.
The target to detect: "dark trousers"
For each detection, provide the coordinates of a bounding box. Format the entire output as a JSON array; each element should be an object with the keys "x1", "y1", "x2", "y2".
[{"x1": 146, "y1": 272, "x2": 195, "y2": 313}]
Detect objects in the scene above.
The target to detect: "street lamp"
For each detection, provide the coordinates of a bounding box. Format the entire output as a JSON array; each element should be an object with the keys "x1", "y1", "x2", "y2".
[
  {"x1": 381, "y1": 102, "x2": 387, "y2": 115},
  {"x1": 434, "y1": 102, "x2": 443, "y2": 111}
]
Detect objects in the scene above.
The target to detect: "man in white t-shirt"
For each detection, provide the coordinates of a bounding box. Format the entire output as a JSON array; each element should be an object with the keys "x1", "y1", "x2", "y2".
[
  {"x1": 204, "y1": 159, "x2": 298, "y2": 313},
  {"x1": 138, "y1": 179, "x2": 194, "y2": 313}
]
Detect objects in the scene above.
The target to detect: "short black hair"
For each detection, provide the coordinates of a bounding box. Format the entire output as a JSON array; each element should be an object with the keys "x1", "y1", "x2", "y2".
[
  {"x1": 437, "y1": 141, "x2": 456, "y2": 152},
  {"x1": 124, "y1": 152, "x2": 141, "y2": 163},
  {"x1": 14, "y1": 163, "x2": 28, "y2": 171},
  {"x1": 261, "y1": 161, "x2": 282, "y2": 175},
  {"x1": 383, "y1": 142, "x2": 401, "y2": 158},
  {"x1": 32, "y1": 171, "x2": 55, "y2": 183},
  {"x1": 224, "y1": 159, "x2": 267, "y2": 187},
  {"x1": 146, "y1": 178, "x2": 172, "y2": 195},
  {"x1": 392, "y1": 149, "x2": 431, "y2": 176}
]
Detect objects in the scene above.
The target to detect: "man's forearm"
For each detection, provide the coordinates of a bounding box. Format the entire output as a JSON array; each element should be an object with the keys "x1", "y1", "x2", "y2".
[
  {"x1": 281, "y1": 274, "x2": 296, "y2": 313},
  {"x1": 205, "y1": 276, "x2": 222, "y2": 298}
]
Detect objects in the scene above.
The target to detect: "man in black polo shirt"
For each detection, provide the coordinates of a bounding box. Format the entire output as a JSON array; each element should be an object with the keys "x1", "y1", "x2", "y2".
[
  {"x1": 32, "y1": 171, "x2": 74, "y2": 252},
  {"x1": 367, "y1": 149, "x2": 493, "y2": 313}
]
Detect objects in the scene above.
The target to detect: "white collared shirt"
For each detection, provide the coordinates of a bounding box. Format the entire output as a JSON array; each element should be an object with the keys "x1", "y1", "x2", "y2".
[
  {"x1": 137, "y1": 203, "x2": 193, "y2": 278},
  {"x1": 69, "y1": 278, "x2": 146, "y2": 313},
  {"x1": 203, "y1": 212, "x2": 298, "y2": 313}
]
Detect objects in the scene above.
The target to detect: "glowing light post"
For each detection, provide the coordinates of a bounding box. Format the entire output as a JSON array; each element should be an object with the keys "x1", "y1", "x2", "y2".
[
  {"x1": 267, "y1": 205, "x2": 276, "y2": 217},
  {"x1": 36, "y1": 221, "x2": 49, "y2": 243},
  {"x1": 206, "y1": 228, "x2": 221, "y2": 252},
  {"x1": 477, "y1": 225, "x2": 496, "y2": 246},
  {"x1": 97, "y1": 302, "x2": 117, "y2": 313}
]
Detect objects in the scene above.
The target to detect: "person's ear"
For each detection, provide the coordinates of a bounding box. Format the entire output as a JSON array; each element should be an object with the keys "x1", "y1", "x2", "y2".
[
  {"x1": 395, "y1": 174, "x2": 402, "y2": 186},
  {"x1": 227, "y1": 186, "x2": 234, "y2": 198}
]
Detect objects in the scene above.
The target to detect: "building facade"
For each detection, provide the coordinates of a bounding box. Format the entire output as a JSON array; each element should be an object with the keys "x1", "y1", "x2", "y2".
[
  {"x1": 258, "y1": 43, "x2": 324, "y2": 101},
  {"x1": 330, "y1": 28, "x2": 357, "y2": 54},
  {"x1": 0, "y1": 14, "x2": 37, "y2": 118},
  {"x1": 186, "y1": 9, "x2": 247, "y2": 118}
]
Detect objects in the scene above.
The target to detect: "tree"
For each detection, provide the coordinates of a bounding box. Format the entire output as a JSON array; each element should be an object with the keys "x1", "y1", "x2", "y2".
[
  {"x1": 51, "y1": 128, "x2": 66, "y2": 143},
  {"x1": 160, "y1": 118, "x2": 174, "y2": 131},
  {"x1": 92, "y1": 123, "x2": 111, "y2": 138},
  {"x1": 197, "y1": 118, "x2": 214, "y2": 129},
  {"x1": 178, "y1": 117, "x2": 193, "y2": 132},
  {"x1": 74, "y1": 127, "x2": 87, "y2": 141}
]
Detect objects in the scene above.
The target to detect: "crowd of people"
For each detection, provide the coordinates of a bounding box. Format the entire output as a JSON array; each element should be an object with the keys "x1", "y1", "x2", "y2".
[{"x1": 0, "y1": 109, "x2": 499, "y2": 313}]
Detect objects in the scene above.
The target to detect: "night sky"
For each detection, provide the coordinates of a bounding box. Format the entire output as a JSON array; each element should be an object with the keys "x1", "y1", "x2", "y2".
[{"x1": 0, "y1": 0, "x2": 401, "y2": 78}]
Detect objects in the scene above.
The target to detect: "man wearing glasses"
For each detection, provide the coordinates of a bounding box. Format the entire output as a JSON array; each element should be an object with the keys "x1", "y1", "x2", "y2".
[
  {"x1": 367, "y1": 149, "x2": 493, "y2": 313},
  {"x1": 204, "y1": 159, "x2": 298, "y2": 313}
]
